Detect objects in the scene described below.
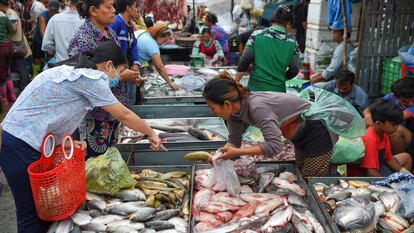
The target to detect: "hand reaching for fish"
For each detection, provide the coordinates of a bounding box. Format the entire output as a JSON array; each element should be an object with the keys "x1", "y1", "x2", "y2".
[
  {"x1": 148, "y1": 134, "x2": 162, "y2": 151},
  {"x1": 217, "y1": 147, "x2": 242, "y2": 160}
]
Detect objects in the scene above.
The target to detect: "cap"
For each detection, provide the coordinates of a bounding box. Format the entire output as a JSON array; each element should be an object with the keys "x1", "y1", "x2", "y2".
[{"x1": 48, "y1": 0, "x2": 60, "y2": 11}]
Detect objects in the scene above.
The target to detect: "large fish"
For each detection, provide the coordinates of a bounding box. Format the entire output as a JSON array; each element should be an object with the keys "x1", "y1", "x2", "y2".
[
  {"x1": 203, "y1": 202, "x2": 240, "y2": 213},
  {"x1": 258, "y1": 172, "x2": 275, "y2": 193},
  {"x1": 255, "y1": 197, "x2": 286, "y2": 217},
  {"x1": 239, "y1": 193, "x2": 280, "y2": 203},
  {"x1": 91, "y1": 214, "x2": 123, "y2": 225},
  {"x1": 193, "y1": 189, "x2": 215, "y2": 212},
  {"x1": 194, "y1": 212, "x2": 224, "y2": 227},
  {"x1": 211, "y1": 192, "x2": 247, "y2": 206},
  {"x1": 230, "y1": 202, "x2": 259, "y2": 222},
  {"x1": 291, "y1": 214, "x2": 312, "y2": 233},
  {"x1": 215, "y1": 212, "x2": 233, "y2": 223},
  {"x1": 70, "y1": 211, "x2": 92, "y2": 226},
  {"x1": 272, "y1": 177, "x2": 306, "y2": 196},
  {"x1": 261, "y1": 205, "x2": 293, "y2": 231},
  {"x1": 116, "y1": 189, "x2": 146, "y2": 202}
]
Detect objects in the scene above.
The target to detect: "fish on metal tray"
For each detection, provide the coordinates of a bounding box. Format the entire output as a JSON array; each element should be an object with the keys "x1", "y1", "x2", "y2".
[
  {"x1": 144, "y1": 220, "x2": 175, "y2": 231},
  {"x1": 230, "y1": 202, "x2": 259, "y2": 222},
  {"x1": 106, "y1": 220, "x2": 145, "y2": 231},
  {"x1": 348, "y1": 187, "x2": 372, "y2": 198},
  {"x1": 55, "y1": 218, "x2": 73, "y2": 233},
  {"x1": 256, "y1": 165, "x2": 285, "y2": 175},
  {"x1": 215, "y1": 211, "x2": 233, "y2": 223},
  {"x1": 149, "y1": 209, "x2": 180, "y2": 221},
  {"x1": 129, "y1": 207, "x2": 157, "y2": 222},
  {"x1": 384, "y1": 212, "x2": 409, "y2": 230},
  {"x1": 87, "y1": 199, "x2": 107, "y2": 213},
  {"x1": 158, "y1": 171, "x2": 189, "y2": 180},
  {"x1": 255, "y1": 197, "x2": 286, "y2": 217},
  {"x1": 326, "y1": 190, "x2": 352, "y2": 201},
  {"x1": 241, "y1": 185, "x2": 253, "y2": 193},
  {"x1": 368, "y1": 184, "x2": 395, "y2": 193},
  {"x1": 211, "y1": 192, "x2": 247, "y2": 206},
  {"x1": 188, "y1": 127, "x2": 210, "y2": 140},
  {"x1": 203, "y1": 201, "x2": 240, "y2": 213},
  {"x1": 291, "y1": 214, "x2": 312, "y2": 233},
  {"x1": 193, "y1": 189, "x2": 215, "y2": 211},
  {"x1": 239, "y1": 193, "x2": 280, "y2": 203},
  {"x1": 106, "y1": 202, "x2": 142, "y2": 216},
  {"x1": 239, "y1": 176, "x2": 257, "y2": 185},
  {"x1": 86, "y1": 192, "x2": 105, "y2": 201},
  {"x1": 116, "y1": 189, "x2": 146, "y2": 202},
  {"x1": 88, "y1": 209, "x2": 103, "y2": 218},
  {"x1": 167, "y1": 217, "x2": 188, "y2": 232},
  {"x1": 258, "y1": 172, "x2": 275, "y2": 193},
  {"x1": 194, "y1": 211, "x2": 224, "y2": 227},
  {"x1": 140, "y1": 229, "x2": 157, "y2": 233},
  {"x1": 91, "y1": 214, "x2": 123, "y2": 225},
  {"x1": 261, "y1": 205, "x2": 293, "y2": 231},
  {"x1": 107, "y1": 225, "x2": 139, "y2": 233},
  {"x1": 272, "y1": 178, "x2": 306, "y2": 196},
  {"x1": 287, "y1": 191, "x2": 309, "y2": 208},
  {"x1": 80, "y1": 222, "x2": 107, "y2": 232},
  {"x1": 379, "y1": 191, "x2": 400, "y2": 211},
  {"x1": 182, "y1": 151, "x2": 211, "y2": 161},
  {"x1": 70, "y1": 211, "x2": 92, "y2": 226},
  {"x1": 279, "y1": 171, "x2": 297, "y2": 182}
]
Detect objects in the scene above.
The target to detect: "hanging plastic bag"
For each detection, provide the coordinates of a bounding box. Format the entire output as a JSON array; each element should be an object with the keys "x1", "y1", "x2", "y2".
[
  {"x1": 299, "y1": 86, "x2": 366, "y2": 139},
  {"x1": 333, "y1": 198, "x2": 377, "y2": 232},
  {"x1": 85, "y1": 147, "x2": 136, "y2": 196},
  {"x1": 212, "y1": 149, "x2": 241, "y2": 196},
  {"x1": 331, "y1": 136, "x2": 365, "y2": 163},
  {"x1": 240, "y1": 0, "x2": 252, "y2": 10},
  {"x1": 251, "y1": 0, "x2": 266, "y2": 17}
]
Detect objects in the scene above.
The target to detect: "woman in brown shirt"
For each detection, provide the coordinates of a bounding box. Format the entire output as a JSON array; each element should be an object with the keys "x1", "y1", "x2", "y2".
[{"x1": 203, "y1": 73, "x2": 334, "y2": 177}]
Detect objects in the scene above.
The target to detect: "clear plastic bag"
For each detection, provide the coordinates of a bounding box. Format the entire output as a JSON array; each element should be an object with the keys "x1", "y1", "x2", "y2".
[
  {"x1": 395, "y1": 183, "x2": 414, "y2": 218},
  {"x1": 333, "y1": 197, "x2": 377, "y2": 232},
  {"x1": 212, "y1": 150, "x2": 241, "y2": 196},
  {"x1": 299, "y1": 86, "x2": 366, "y2": 139},
  {"x1": 233, "y1": 158, "x2": 257, "y2": 177}
]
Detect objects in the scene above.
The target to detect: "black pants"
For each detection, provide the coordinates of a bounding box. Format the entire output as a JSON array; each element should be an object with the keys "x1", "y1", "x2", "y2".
[{"x1": 11, "y1": 57, "x2": 30, "y2": 94}]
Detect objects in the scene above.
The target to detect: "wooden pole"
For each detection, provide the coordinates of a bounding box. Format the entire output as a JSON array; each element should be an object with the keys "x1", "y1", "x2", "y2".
[
  {"x1": 193, "y1": 0, "x2": 196, "y2": 34},
  {"x1": 340, "y1": 0, "x2": 348, "y2": 67}
]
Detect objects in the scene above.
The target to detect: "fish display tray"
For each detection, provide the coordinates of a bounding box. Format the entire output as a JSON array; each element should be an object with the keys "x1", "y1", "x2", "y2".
[
  {"x1": 192, "y1": 163, "x2": 335, "y2": 233},
  {"x1": 130, "y1": 105, "x2": 216, "y2": 119},
  {"x1": 128, "y1": 165, "x2": 195, "y2": 233},
  {"x1": 117, "y1": 117, "x2": 229, "y2": 153},
  {"x1": 126, "y1": 150, "x2": 213, "y2": 166},
  {"x1": 308, "y1": 177, "x2": 386, "y2": 233}
]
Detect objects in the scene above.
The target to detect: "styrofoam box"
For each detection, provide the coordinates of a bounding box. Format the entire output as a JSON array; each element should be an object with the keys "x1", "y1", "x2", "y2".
[
  {"x1": 305, "y1": 24, "x2": 358, "y2": 51},
  {"x1": 307, "y1": 0, "x2": 361, "y2": 28}
]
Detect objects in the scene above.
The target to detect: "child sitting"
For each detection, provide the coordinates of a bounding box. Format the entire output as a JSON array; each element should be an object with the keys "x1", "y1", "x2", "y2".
[{"x1": 349, "y1": 99, "x2": 412, "y2": 177}]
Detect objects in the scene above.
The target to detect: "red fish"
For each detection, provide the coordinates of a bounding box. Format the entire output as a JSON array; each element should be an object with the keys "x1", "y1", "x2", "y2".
[
  {"x1": 211, "y1": 192, "x2": 247, "y2": 206},
  {"x1": 215, "y1": 211, "x2": 233, "y2": 223},
  {"x1": 194, "y1": 211, "x2": 224, "y2": 227},
  {"x1": 230, "y1": 203, "x2": 259, "y2": 222},
  {"x1": 203, "y1": 202, "x2": 239, "y2": 214}
]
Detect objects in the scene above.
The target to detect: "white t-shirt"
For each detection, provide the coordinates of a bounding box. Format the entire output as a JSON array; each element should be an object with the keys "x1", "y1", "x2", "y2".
[{"x1": 30, "y1": 1, "x2": 47, "y2": 24}]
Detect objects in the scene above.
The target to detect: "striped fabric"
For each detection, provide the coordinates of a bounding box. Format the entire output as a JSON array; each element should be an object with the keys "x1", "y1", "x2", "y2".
[{"x1": 41, "y1": 10, "x2": 84, "y2": 62}]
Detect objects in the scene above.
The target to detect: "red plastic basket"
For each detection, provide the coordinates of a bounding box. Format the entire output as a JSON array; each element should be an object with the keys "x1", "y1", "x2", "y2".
[{"x1": 27, "y1": 133, "x2": 86, "y2": 221}]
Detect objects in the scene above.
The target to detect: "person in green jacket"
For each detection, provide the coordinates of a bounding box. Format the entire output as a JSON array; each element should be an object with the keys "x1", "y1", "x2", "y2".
[{"x1": 235, "y1": 5, "x2": 300, "y2": 92}]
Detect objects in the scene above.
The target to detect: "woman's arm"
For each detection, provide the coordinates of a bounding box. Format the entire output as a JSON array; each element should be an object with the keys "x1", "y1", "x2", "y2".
[
  {"x1": 151, "y1": 54, "x2": 178, "y2": 90},
  {"x1": 39, "y1": 16, "x2": 46, "y2": 39}
]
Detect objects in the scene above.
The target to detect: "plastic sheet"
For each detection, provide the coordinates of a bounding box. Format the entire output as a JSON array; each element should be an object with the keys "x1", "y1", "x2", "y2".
[
  {"x1": 212, "y1": 150, "x2": 241, "y2": 196},
  {"x1": 85, "y1": 147, "x2": 136, "y2": 196},
  {"x1": 299, "y1": 86, "x2": 366, "y2": 139},
  {"x1": 395, "y1": 184, "x2": 414, "y2": 218},
  {"x1": 333, "y1": 197, "x2": 377, "y2": 232}
]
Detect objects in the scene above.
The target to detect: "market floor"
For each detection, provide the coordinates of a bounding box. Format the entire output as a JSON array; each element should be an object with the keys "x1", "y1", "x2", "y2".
[{"x1": 0, "y1": 106, "x2": 17, "y2": 232}]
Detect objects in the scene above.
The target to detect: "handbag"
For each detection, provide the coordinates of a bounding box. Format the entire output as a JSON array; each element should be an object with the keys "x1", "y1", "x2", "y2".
[{"x1": 11, "y1": 30, "x2": 27, "y2": 58}]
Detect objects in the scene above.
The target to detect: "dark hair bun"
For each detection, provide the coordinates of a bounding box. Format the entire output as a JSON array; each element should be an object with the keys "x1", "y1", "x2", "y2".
[{"x1": 271, "y1": 5, "x2": 294, "y2": 25}]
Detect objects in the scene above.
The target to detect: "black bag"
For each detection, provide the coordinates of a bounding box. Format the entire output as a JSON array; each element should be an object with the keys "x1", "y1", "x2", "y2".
[{"x1": 12, "y1": 30, "x2": 27, "y2": 58}]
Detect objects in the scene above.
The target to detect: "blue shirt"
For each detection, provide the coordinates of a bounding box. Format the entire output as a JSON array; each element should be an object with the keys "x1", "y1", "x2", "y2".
[
  {"x1": 135, "y1": 30, "x2": 160, "y2": 64},
  {"x1": 33, "y1": 10, "x2": 51, "y2": 44},
  {"x1": 322, "y1": 80, "x2": 369, "y2": 113},
  {"x1": 109, "y1": 15, "x2": 140, "y2": 65},
  {"x1": 384, "y1": 93, "x2": 414, "y2": 133},
  {"x1": 2, "y1": 65, "x2": 118, "y2": 151}
]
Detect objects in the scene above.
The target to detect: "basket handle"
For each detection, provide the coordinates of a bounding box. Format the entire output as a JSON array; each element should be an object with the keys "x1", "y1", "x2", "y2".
[
  {"x1": 62, "y1": 135, "x2": 75, "y2": 160},
  {"x1": 41, "y1": 133, "x2": 55, "y2": 158}
]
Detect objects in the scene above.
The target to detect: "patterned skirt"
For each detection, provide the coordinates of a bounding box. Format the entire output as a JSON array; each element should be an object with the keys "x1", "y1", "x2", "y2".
[{"x1": 0, "y1": 42, "x2": 12, "y2": 82}]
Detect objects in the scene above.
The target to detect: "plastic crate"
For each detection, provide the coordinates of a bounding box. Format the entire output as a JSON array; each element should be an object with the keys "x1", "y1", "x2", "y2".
[{"x1": 381, "y1": 57, "x2": 401, "y2": 95}]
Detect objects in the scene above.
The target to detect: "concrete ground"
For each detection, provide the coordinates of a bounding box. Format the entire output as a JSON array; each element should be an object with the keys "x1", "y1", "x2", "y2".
[{"x1": 0, "y1": 106, "x2": 18, "y2": 232}]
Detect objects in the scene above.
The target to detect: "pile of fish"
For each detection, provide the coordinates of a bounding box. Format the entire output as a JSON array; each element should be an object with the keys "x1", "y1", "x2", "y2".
[
  {"x1": 313, "y1": 179, "x2": 414, "y2": 233},
  {"x1": 47, "y1": 169, "x2": 191, "y2": 233},
  {"x1": 143, "y1": 73, "x2": 204, "y2": 98},
  {"x1": 192, "y1": 165, "x2": 326, "y2": 233}
]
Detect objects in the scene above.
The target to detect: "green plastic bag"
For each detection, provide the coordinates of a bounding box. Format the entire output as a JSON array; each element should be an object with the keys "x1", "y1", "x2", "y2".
[
  {"x1": 299, "y1": 86, "x2": 366, "y2": 139},
  {"x1": 242, "y1": 126, "x2": 265, "y2": 142},
  {"x1": 331, "y1": 136, "x2": 365, "y2": 164},
  {"x1": 85, "y1": 147, "x2": 136, "y2": 196}
]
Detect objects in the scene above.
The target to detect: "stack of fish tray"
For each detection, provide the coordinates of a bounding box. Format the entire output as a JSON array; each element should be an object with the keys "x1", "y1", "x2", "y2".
[
  {"x1": 117, "y1": 105, "x2": 229, "y2": 166},
  {"x1": 191, "y1": 163, "x2": 334, "y2": 232},
  {"x1": 308, "y1": 177, "x2": 390, "y2": 233}
]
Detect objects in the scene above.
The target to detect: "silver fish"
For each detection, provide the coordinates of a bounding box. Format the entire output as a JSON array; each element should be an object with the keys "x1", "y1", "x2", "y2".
[
  {"x1": 107, "y1": 220, "x2": 145, "y2": 231},
  {"x1": 167, "y1": 217, "x2": 188, "y2": 232},
  {"x1": 272, "y1": 177, "x2": 306, "y2": 196},
  {"x1": 116, "y1": 189, "x2": 146, "y2": 202},
  {"x1": 348, "y1": 188, "x2": 372, "y2": 198},
  {"x1": 140, "y1": 229, "x2": 157, "y2": 233},
  {"x1": 55, "y1": 218, "x2": 73, "y2": 233},
  {"x1": 107, "y1": 202, "x2": 142, "y2": 216},
  {"x1": 279, "y1": 171, "x2": 298, "y2": 182},
  {"x1": 87, "y1": 199, "x2": 107, "y2": 212},
  {"x1": 91, "y1": 214, "x2": 123, "y2": 225},
  {"x1": 86, "y1": 192, "x2": 105, "y2": 201},
  {"x1": 368, "y1": 185, "x2": 395, "y2": 193},
  {"x1": 326, "y1": 191, "x2": 352, "y2": 201},
  {"x1": 374, "y1": 201, "x2": 386, "y2": 217},
  {"x1": 69, "y1": 224, "x2": 81, "y2": 233},
  {"x1": 130, "y1": 207, "x2": 157, "y2": 222},
  {"x1": 81, "y1": 222, "x2": 107, "y2": 232},
  {"x1": 107, "y1": 225, "x2": 139, "y2": 233},
  {"x1": 46, "y1": 221, "x2": 59, "y2": 233},
  {"x1": 70, "y1": 211, "x2": 92, "y2": 226},
  {"x1": 333, "y1": 198, "x2": 376, "y2": 232},
  {"x1": 258, "y1": 172, "x2": 275, "y2": 193},
  {"x1": 144, "y1": 221, "x2": 175, "y2": 231},
  {"x1": 88, "y1": 209, "x2": 103, "y2": 218},
  {"x1": 150, "y1": 209, "x2": 180, "y2": 221},
  {"x1": 261, "y1": 205, "x2": 293, "y2": 231},
  {"x1": 291, "y1": 214, "x2": 312, "y2": 233},
  {"x1": 377, "y1": 218, "x2": 401, "y2": 233},
  {"x1": 379, "y1": 191, "x2": 399, "y2": 211},
  {"x1": 287, "y1": 191, "x2": 309, "y2": 208},
  {"x1": 257, "y1": 165, "x2": 285, "y2": 175}
]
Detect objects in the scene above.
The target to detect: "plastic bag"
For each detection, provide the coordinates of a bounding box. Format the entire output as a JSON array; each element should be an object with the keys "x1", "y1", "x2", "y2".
[
  {"x1": 251, "y1": 0, "x2": 266, "y2": 17},
  {"x1": 331, "y1": 136, "x2": 365, "y2": 163},
  {"x1": 212, "y1": 150, "x2": 241, "y2": 196},
  {"x1": 85, "y1": 147, "x2": 137, "y2": 196},
  {"x1": 233, "y1": 158, "x2": 257, "y2": 177},
  {"x1": 395, "y1": 183, "x2": 414, "y2": 218},
  {"x1": 333, "y1": 198, "x2": 377, "y2": 232},
  {"x1": 240, "y1": 0, "x2": 252, "y2": 10},
  {"x1": 399, "y1": 45, "x2": 414, "y2": 67},
  {"x1": 242, "y1": 126, "x2": 265, "y2": 142},
  {"x1": 299, "y1": 86, "x2": 366, "y2": 139}
]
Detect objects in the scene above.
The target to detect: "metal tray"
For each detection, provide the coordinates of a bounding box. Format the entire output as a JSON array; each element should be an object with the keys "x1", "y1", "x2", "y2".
[
  {"x1": 117, "y1": 117, "x2": 229, "y2": 152},
  {"x1": 130, "y1": 105, "x2": 215, "y2": 119},
  {"x1": 191, "y1": 163, "x2": 334, "y2": 233},
  {"x1": 126, "y1": 149, "x2": 214, "y2": 166},
  {"x1": 128, "y1": 165, "x2": 195, "y2": 233},
  {"x1": 308, "y1": 177, "x2": 386, "y2": 233}
]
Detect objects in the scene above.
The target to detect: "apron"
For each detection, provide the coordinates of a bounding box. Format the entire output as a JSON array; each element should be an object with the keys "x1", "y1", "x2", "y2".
[{"x1": 199, "y1": 40, "x2": 217, "y2": 59}]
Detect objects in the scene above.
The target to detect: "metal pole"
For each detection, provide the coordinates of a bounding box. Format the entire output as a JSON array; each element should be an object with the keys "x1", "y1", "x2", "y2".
[{"x1": 340, "y1": 0, "x2": 348, "y2": 67}]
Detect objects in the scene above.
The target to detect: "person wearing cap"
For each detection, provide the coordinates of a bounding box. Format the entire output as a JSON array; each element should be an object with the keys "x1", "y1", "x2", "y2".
[
  {"x1": 31, "y1": 0, "x2": 59, "y2": 77},
  {"x1": 235, "y1": 5, "x2": 300, "y2": 93},
  {"x1": 310, "y1": 26, "x2": 354, "y2": 84},
  {"x1": 41, "y1": 0, "x2": 84, "y2": 62},
  {"x1": 134, "y1": 23, "x2": 178, "y2": 90}
]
